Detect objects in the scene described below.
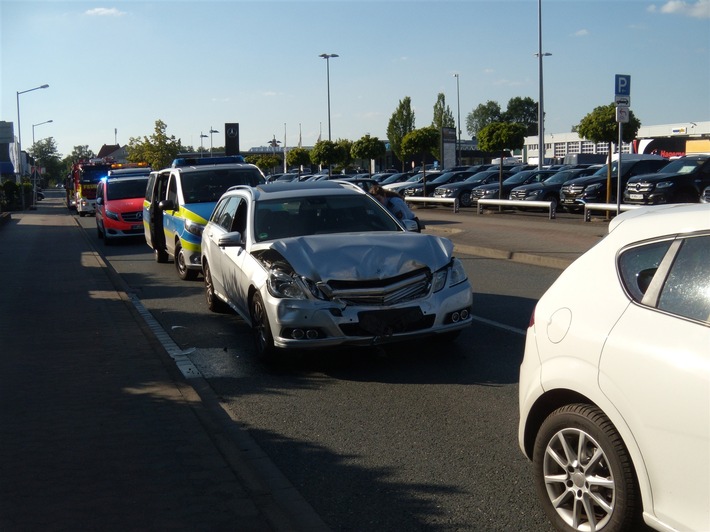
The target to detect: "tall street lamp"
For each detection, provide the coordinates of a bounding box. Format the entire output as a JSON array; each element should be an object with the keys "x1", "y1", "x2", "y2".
[
  {"x1": 32, "y1": 119, "x2": 53, "y2": 145},
  {"x1": 209, "y1": 127, "x2": 218, "y2": 155},
  {"x1": 319, "y1": 53, "x2": 338, "y2": 141},
  {"x1": 16, "y1": 83, "x2": 49, "y2": 209},
  {"x1": 199, "y1": 132, "x2": 208, "y2": 156},
  {"x1": 454, "y1": 73, "x2": 461, "y2": 166},
  {"x1": 536, "y1": 0, "x2": 551, "y2": 171}
]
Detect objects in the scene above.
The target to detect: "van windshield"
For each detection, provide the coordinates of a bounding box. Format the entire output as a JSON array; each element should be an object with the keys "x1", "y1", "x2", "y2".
[
  {"x1": 108, "y1": 178, "x2": 149, "y2": 200},
  {"x1": 181, "y1": 168, "x2": 264, "y2": 203}
]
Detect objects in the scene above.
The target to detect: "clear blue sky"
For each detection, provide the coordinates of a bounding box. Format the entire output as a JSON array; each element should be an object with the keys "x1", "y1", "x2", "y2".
[{"x1": 2, "y1": 0, "x2": 709, "y2": 158}]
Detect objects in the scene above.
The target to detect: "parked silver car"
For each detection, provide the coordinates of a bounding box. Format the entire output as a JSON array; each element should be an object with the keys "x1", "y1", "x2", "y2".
[{"x1": 201, "y1": 181, "x2": 473, "y2": 360}]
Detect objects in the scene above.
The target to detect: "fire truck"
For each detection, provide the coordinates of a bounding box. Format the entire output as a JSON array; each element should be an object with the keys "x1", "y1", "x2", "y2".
[{"x1": 66, "y1": 158, "x2": 113, "y2": 216}]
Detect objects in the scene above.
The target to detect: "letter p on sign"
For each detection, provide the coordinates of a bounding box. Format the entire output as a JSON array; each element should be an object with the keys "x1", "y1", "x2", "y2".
[{"x1": 615, "y1": 74, "x2": 631, "y2": 97}]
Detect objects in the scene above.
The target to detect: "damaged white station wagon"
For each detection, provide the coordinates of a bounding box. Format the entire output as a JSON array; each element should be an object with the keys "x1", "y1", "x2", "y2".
[{"x1": 201, "y1": 181, "x2": 473, "y2": 360}]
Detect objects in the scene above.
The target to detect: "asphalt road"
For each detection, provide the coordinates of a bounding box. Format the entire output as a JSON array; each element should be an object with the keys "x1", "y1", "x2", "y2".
[{"x1": 70, "y1": 197, "x2": 575, "y2": 531}]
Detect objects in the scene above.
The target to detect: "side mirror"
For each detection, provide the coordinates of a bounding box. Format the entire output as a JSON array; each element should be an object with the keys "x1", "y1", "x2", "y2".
[
  {"x1": 158, "y1": 199, "x2": 176, "y2": 211},
  {"x1": 218, "y1": 232, "x2": 244, "y2": 248}
]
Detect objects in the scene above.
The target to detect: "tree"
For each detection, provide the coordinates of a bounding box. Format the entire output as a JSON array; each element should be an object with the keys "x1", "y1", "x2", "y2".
[
  {"x1": 577, "y1": 103, "x2": 641, "y2": 202},
  {"x1": 466, "y1": 100, "x2": 502, "y2": 138},
  {"x1": 245, "y1": 154, "x2": 282, "y2": 174},
  {"x1": 126, "y1": 119, "x2": 183, "y2": 171},
  {"x1": 28, "y1": 137, "x2": 62, "y2": 185},
  {"x1": 477, "y1": 122, "x2": 526, "y2": 199},
  {"x1": 286, "y1": 147, "x2": 311, "y2": 174},
  {"x1": 335, "y1": 138, "x2": 353, "y2": 171},
  {"x1": 401, "y1": 126, "x2": 440, "y2": 195},
  {"x1": 503, "y1": 96, "x2": 538, "y2": 136},
  {"x1": 386, "y1": 97, "x2": 415, "y2": 171},
  {"x1": 310, "y1": 140, "x2": 339, "y2": 174},
  {"x1": 351, "y1": 135, "x2": 386, "y2": 176},
  {"x1": 432, "y1": 93, "x2": 455, "y2": 131}
]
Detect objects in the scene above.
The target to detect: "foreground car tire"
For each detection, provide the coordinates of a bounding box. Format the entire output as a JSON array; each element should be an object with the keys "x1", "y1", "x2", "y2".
[
  {"x1": 175, "y1": 242, "x2": 198, "y2": 280},
  {"x1": 203, "y1": 261, "x2": 230, "y2": 314},
  {"x1": 533, "y1": 404, "x2": 640, "y2": 532},
  {"x1": 250, "y1": 292, "x2": 277, "y2": 362}
]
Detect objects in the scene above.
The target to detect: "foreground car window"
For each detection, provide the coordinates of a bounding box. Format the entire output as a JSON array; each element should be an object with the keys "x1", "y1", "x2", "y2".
[
  {"x1": 658, "y1": 235, "x2": 710, "y2": 324},
  {"x1": 619, "y1": 235, "x2": 710, "y2": 324},
  {"x1": 618, "y1": 240, "x2": 672, "y2": 302}
]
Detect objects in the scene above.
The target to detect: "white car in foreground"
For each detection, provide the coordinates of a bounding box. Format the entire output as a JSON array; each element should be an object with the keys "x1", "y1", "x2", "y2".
[
  {"x1": 201, "y1": 181, "x2": 472, "y2": 361},
  {"x1": 518, "y1": 203, "x2": 709, "y2": 532}
]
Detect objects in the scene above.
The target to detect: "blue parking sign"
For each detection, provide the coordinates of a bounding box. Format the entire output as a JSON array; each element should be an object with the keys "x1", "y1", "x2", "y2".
[{"x1": 615, "y1": 74, "x2": 631, "y2": 97}]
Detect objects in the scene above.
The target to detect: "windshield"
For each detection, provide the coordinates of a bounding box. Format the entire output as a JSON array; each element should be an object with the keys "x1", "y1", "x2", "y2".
[
  {"x1": 108, "y1": 178, "x2": 149, "y2": 200},
  {"x1": 656, "y1": 158, "x2": 705, "y2": 174},
  {"x1": 464, "y1": 171, "x2": 495, "y2": 183},
  {"x1": 254, "y1": 194, "x2": 401, "y2": 242},
  {"x1": 429, "y1": 172, "x2": 456, "y2": 184},
  {"x1": 181, "y1": 168, "x2": 263, "y2": 203},
  {"x1": 380, "y1": 173, "x2": 407, "y2": 185},
  {"x1": 543, "y1": 171, "x2": 573, "y2": 185},
  {"x1": 503, "y1": 172, "x2": 535, "y2": 185},
  {"x1": 80, "y1": 166, "x2": 110, "y2": 184}
]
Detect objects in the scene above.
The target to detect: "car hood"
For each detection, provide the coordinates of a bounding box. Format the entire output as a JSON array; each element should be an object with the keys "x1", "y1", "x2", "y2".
[
  {"x1": 512, "y1": 183, "x2": 544, "y2": 192},
  {"x1": 626, "y1": 171, "x2": 683, "y2": 184},
  {"x1": 253, "y1": 232, "x2": 454, "y2": 282}
]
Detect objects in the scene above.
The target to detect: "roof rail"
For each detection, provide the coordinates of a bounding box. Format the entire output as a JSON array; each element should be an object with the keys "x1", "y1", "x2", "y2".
[{"x1": 172, "y1": 155, "x2": 245, "y2": 167}]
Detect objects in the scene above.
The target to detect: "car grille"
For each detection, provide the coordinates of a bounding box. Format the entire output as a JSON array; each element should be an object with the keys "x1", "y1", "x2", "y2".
[
  {"x1": 472, "y1": 189, "x2": 488, "y2": 199},
  {"x1": 319, "y1": 268, "x2": 431, "y2": 306},
  {"x1": 626, "y1": 181, "x2": 654, "y2": 193},
  {"x1": 509, "y1": 190, "x2": 527, "y2": 200},
  {"x1": 121, "y1": 210, "x2": 143, "y2": 222},
  {"x1": 560, "y1": 184, "x2": 584, "y2": 199}
]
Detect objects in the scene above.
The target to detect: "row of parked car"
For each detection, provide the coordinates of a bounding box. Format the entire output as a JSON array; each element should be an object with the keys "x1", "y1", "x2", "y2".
[
  {"x1": 362, "y1": 154, "x2": 710, "y2": 213},
  {"x1": 93, "y1": 155, "x2": 473, "y2": 362}
]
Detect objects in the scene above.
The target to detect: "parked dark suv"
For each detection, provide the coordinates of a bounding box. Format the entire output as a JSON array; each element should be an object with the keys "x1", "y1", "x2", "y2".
[
  {"x1": 559, "y1": 155, "x2": 668, "y2": 213},
  {"x1": 624, "y1": 154, "x2": 710, "y2": 205}
]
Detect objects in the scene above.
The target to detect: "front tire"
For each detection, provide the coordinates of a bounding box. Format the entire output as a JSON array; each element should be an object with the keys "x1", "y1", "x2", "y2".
[
  {"x1": 533, "y1": 404, "x2": 640, "y2": 532},
  {"x1": 175, "y1": 242, "x2": 198, "y2": 281},
  {"x1": 459, "y1": 191, "x2": 473, "y2": 208},
  {"x1": 250, "y1": 292, "x2": 277, "y2": 363}
]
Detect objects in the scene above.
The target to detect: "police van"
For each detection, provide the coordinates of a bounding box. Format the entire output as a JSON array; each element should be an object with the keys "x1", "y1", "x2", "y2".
[{"x1": 143, "y1": 156, "x2": 265, "y2": 280}]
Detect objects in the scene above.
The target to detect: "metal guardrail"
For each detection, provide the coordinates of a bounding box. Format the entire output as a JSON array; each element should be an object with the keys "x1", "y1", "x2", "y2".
[
  {"x1": 476, "y1": 199, "x2": 556, "y2": 220},
  {"x1": 583, "y1": 203, "x2": 641, "y2": 222},
  {"x1": 405, "y1": 196, "x2": 459, "y2": 213}
]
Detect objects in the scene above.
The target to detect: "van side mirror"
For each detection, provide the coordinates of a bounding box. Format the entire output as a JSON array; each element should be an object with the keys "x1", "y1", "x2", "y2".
[{"x1": 158, "y1": 199, "x2": 176, "y2": 211}]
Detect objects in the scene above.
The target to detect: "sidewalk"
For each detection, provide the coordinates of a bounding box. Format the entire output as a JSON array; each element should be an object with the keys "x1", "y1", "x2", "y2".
[
  {"x1": 0, "y1": 197, "x2": 326, "y2": 531},
  {"x1": 418, "y1": 205, "x2": 607, "y2": 269}
]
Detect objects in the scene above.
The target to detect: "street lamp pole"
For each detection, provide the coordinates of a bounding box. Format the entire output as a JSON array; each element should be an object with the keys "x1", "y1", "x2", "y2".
[
  {"x1": 454, "y1": 73, "x2": 461, "y2": 166},
  {"x1": 319, "y1": 53, "x2": 338, "y2": 141},
  {"x1": 200, "y1": 132, "x2": 208, "y2": 156},
  {"x1": 536, "y1": 0, "x2": 551, "y2": 171},
  {"x1": 16, "y1": 83, "x2": 49, "y2": 209},
  {"x1": 32, "y1": 119, "x2": 53, "y2": 146},
  {"x1": 209, "y1": 127, "x2": 218, "y2": 155}
]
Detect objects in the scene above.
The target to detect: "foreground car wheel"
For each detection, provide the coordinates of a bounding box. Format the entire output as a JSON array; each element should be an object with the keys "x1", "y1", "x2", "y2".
[
  {"x1": 459, "y1": 191, "x2": 473, "y2": 208},
  {"x1": 533, "y1": 404, "x2": 640, "y2": 532},
  {"x1": 203, "y1": 261, "x2": 229, "y2": 313},
  {"x1": 175, "y1": 242, "x2": 198, "y2": 281},
  {"x1": 250, "y1": 292, "x2": 276, "y2": 362}
]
